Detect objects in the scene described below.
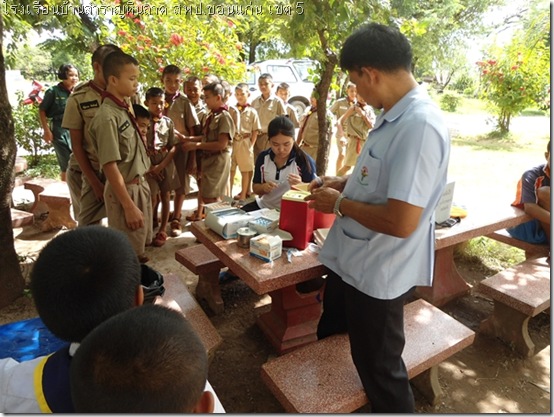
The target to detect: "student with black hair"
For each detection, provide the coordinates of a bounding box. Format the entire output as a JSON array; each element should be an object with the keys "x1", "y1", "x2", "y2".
[
  {"x1": 39, "y1": 63, "x2": 79, "y2": 181},
  {"x1": 0, "y1": 226, "x2": 142, "y2": 413},
  {"x1": 89, "y1": 51, "x2": 152, "y2": 263},
  {"x1": 240, "y1": 115, "x2": 316, "y2": 212},
  {"x1": 62, "y1": 44, "x2": 121, "y2": 225},
  {"x1": 71, "y1": 305, "x2": 215, "y2": 413}
]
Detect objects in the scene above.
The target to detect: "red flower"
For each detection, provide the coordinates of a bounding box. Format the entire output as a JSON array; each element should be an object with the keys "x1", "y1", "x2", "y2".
[
  {"x1": 184, "y1": 67, "x2": 191, "y2": 74},
  {"x1": 170, "y1": 33, "x2": 184, "y2": 46},
  {"x1": 511, "y1": 65, "x2": 519, "y2": 71},
  {"x1": 202, "y1": 66, "x2": 210, "y2": 73},
  {"x1": 117, "y1": 30, "x2": 127, "y2": 37}
]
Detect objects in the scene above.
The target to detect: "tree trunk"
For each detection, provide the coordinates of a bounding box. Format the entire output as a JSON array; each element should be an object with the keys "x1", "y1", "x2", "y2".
[
  {"x1": 0, "y1": 12, "x2": 25, "y2": 309},
  {"x1": 315, "y1": 31, "x2": 338, "y2": 177}
]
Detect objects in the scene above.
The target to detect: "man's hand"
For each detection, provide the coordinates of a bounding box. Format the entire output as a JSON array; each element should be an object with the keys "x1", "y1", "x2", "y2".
[
  {"x1": 43, "y1": 128, "x2": 53, "y2": 144},
  {"x1": 304, "y1": 186, "x2": 341, "y2": 213}
]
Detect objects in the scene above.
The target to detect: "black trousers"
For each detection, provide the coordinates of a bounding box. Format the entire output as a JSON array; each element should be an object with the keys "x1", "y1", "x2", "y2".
[{"x1": 317, "y1": 270, "x2": 415, "y2": 413}]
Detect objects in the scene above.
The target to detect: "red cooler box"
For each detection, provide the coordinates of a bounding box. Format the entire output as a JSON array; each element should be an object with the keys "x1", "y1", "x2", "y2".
[
  {"x1": 313, "y1": 210, "x2": 335, "y2": 229},
  {"x1": 279, "y1": 190, "x2": 314, "y2": 250}
]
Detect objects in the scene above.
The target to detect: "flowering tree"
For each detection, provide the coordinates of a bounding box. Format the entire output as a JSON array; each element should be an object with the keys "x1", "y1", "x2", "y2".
[
  {"x1": 96, "y1": 0, "x2": 246, "y2": 88},
  {"x1": 477, "y1": 5, "x2": 549, "y2": 133}
]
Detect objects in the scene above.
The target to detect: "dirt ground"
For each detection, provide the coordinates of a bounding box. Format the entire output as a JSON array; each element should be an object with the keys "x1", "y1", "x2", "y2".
[
  {"x1": 3, "y1": 212, "x2": 550, "y2": 413},
  {"x1": 3, "y1": 112, "x2": 551, "y2": 413}
]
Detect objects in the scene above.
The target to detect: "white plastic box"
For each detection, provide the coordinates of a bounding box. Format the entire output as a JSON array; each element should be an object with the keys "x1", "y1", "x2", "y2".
[{"x1": 249, "y1": 234, "x2": 282, "y2": 262}]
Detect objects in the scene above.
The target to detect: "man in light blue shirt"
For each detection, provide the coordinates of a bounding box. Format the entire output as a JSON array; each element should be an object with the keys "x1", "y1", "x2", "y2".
[{"x1": 306, "y1": 23, "x2": 450, "y2": 412}]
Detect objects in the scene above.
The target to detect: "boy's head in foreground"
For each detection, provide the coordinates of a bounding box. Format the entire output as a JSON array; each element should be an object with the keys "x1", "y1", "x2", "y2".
[
  {"x1": 102, "y1": 51, "x2": 140, "y2": 99},
  {"x1": 30, "y1": 226, "x2": 143, "y2": 343},
  {"x1": 70, "y1": 304, "x2": 213, "y2": 413}
]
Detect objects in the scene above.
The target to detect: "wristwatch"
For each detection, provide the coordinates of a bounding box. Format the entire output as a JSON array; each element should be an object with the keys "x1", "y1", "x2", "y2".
[{"x1": 334, "y1": 194, "x2": 345, "y2": 218}]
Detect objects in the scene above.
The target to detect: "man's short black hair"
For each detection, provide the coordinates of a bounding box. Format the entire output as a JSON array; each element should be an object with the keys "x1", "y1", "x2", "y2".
[
  {"x1": 133, "y1": 103, "x2": 150, "y2": 120},
  {"x1": 30, "y1": 226, "x2": 141, "y2": 342},
  {"x1": 162, "y1": 64, "x2": 181, "y2": 78},
  {"x1": 71, "y1": 305, "x2": 208, "y2": 413},
  {"x1": 340, "y1": 23, "x2": 413, "y2": 73},
  {"x1": 102, "y1": 51, "x2": 139, "y2": 81}
]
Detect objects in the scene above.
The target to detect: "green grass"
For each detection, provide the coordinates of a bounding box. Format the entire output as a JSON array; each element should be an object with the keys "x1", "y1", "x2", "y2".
[
  {"x1": 22, "y1": 153, "x2": 59, "y2": 179},
  {"x1": 454, "y1": 237, "x2": 526, "y2": 275}
]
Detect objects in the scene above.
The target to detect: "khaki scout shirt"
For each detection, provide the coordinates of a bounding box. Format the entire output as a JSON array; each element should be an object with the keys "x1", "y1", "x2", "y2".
[
  {"x1": 299, "y1": 108, "x2": 322, "y2": 147},
  {"x1": 344, "y1": 105, "x2": 376, "y2": 139},
  {"x1": 329, "y1": 97, "x2": 355, "y2": 134},
  {"x1": 62, "y1": 80, "x2": 103, "y2": 170},
  {"x1": 251, "y1": 94, "x2": 286, "y2": 133},
  {"x1": 204, "y1": 110, "x2": 235, "y2": 152},
  {"x1": 236, "y1": 106, "x2": 261, "y2": 138},
  {"x1": 165, "y1": 93, "x2": 199, "y2": 136},
  {"x1": 148, "y1": 116, "x2": 176, "y2": 151},
  {"x1": 89, "y1": 99, "x2": 150, "y2": 182}
]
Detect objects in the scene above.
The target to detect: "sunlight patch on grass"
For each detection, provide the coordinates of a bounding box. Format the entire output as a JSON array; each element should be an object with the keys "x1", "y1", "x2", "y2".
[{"x1": 454, "y1": 237, "x2": 525, "y2": 275}]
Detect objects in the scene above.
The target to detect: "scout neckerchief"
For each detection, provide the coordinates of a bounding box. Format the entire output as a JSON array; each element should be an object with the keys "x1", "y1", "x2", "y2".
[
  {"x1": 149, "y1": 113, "x2": 164, "y2": 154},
  {"x1": 297, "y1": 106, "x2": 317, "y2": 146},
  {"x1": 58, "y1": 82, "x2": 73, "y2": 94},
  {"x1": 163, "y1": 91, "x2": 180, "y2": 116},
  {"x1": 237, "y1": 103, "x2": 250, "y2": 112},
  {"x1": 102, "y1": 91, "x2": 148, "y2": 152},
  {"x1": 204, "y1": 105, "x2": 228, "y2": 137},
  {"x1": 88, "y1": 80, "x2": 104, "y2": 95}
]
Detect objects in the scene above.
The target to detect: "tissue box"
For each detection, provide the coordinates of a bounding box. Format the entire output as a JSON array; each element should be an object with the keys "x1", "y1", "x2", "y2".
[
  {"x1": 205, "y1": 207, "x2": 252, "y2": 239},
  {"x1": 279, "y1": 190, "x2": 314, "y2": 250},
  {"x1": 249, "y1": 233, "x2": 282, "y2": 262}
]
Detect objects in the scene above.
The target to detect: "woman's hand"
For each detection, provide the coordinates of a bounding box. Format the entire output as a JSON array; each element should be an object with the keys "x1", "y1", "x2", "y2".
[{"x1": 287, "y1": 173, "x2": 301, "y2": 187}]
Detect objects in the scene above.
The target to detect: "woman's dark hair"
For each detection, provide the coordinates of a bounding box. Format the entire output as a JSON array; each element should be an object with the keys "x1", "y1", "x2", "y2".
[
  {"x1": 268, "y1": 115, "x2": 312, "y2": 175},
  {"x1": 57, "y1": 64, "x2": 77, "y2": 80}
]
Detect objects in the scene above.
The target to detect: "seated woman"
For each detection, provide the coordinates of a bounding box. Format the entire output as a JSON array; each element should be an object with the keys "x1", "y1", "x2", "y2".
[{"x1": 241, "y1": 115, "x2": 317, "y2": 213}]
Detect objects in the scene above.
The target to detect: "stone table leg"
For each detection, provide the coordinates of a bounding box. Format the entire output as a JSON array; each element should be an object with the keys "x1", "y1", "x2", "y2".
[
  {"x1": 415, "y1": 246, "x2": 472, "y2": 306},
  {"x1": 256, "y1": 285, "x2": 323, "y2": 355},
  {"x1": 195, "y1": 271, "x2": 225, "y2": 314},
  {"x1": 40, "y1": 198, "x2": 77, "y2": 232},
  {"x1": 479, "y1": 301, "x2": 534, "y2": 357},
  {"x1": 411, "y1": 366, "x2": 443, "y2": 406}
]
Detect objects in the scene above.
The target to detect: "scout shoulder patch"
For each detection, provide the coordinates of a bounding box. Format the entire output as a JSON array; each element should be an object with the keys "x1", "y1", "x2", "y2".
[
  {"x1": 118, "y1": 120, "x2": 130, "y2": 133},
  {"x1": 80, "y1": 100, "x2": 100, "y2": 111}
]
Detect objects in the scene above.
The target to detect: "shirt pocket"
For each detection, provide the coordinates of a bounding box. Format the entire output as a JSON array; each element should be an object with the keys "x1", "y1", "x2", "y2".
[
  {"x1": 349, "y1": 152, "x2": 381, "y2": 194},
  {"x1": 334, "y1": 226, "x2": 372, "y2": 279}
]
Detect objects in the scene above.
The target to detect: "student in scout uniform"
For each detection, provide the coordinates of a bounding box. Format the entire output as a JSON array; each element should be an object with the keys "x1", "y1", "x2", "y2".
[
  {"x1": 275, "y1": 82, "x2": 300, "y2": 128},
  {"x1": 251, "y1": 73, "x2": 287, "y2": 161},
  {"x1": 71, "y1": 305, "x2": 216, "y2": 413},
  {"x1": 181, "y1": 82, "x2": 235, "y2": 218},
  {"x1": 39, "y1": 63, "x2": 80, "y2": 181},
  {"x1": 141, "y1": 88, "x2": 180, "y2": 247},
  {"x1": 160, "y1": 65, "x2": 201, "y2": 237},
  {"x1": 230, "y1": 83, "x2": 261, "y2": 201},
  {"x1": 221, "y1": 80, "x2": 239, "y2": 198},
  {"x1": 305, "y1": 23, "x2": 450, "y2": 412},
  {"x1": 89, "y1": 51, "x2": 152, "y2": 264},
  {"x1": 336, "y1": 93, "x2": 376, "y2": 176},
  {"x1": 329, "y1": 81, "x2": 358, "y2": 174},
  {"x1": 296, "y1": 90, "x2": 333, "y2": 162},
  {"x1": 183, "y1": 75, "x2": 209, "y2": 222},
  {"x1": 62, "y1": 44, "x2": 121, "y2": 225}
]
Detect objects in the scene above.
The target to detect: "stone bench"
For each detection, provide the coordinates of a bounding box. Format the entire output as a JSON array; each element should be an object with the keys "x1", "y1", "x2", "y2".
[
  {"x1": 175, "y1": 245, "x2": 226, "y2": 314},
  {"x1": 260, "y1": 299, "x2": 475, "y2": 413},
  {"x1": 37, "y1": 182, "x2": 76, "y2": 232},
  {"x1": 23, "y1": 178, "x2": 59, "y2": 215},
  {"x1": 11, "y1": 208, "x2": 34, "y2": 228},
  {"x1": 486, "y1": 229, "x2": 550, "y2": 259},
  {"x1": 478, "y1": 256, "x2": 550, "y2": 357},
  {"x1": 154, "y1": 273, "x2": 222, "y2": 360}
]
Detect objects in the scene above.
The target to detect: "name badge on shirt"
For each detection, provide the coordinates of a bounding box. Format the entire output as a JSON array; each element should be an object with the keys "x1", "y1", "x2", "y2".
[
  {"x1": 80, "y1": 100, "x2": 100, "y2": 111},
  {"x1": 119, "y1": 120, "x2": 130, "y2": 133}
]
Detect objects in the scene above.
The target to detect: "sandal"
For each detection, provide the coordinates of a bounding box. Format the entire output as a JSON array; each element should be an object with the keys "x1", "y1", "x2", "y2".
[
  {"x1": 152, "y1": 231, "x2": 167, "y2": 247},
  {"x1": 185, "y1": 209, "x2": 205, "y2": 222},
  {"x1": 169, "y1": 218, "x2": 182, "y2": 237},
  {"x1": 138, "y1": 254, "x2": 150, "y2": 263}
]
